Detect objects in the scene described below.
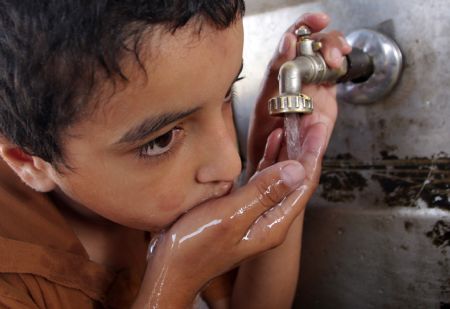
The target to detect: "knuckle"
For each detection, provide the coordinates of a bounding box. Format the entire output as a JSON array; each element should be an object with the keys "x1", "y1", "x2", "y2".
[
  {"x1": 332, "y1": 30, "x2": 344, "y2": 37},
  {"x1": 213, "y1": 218, "x2": 240, "y2": 244},
  {"x1": 320, "y1": 35, "x2": 331, "y2": 44},
  {"x1": 254, "y1": 177, "x2": 285, "y2": 209},
  {"x1": 322, "y1": 31, "x2": 344, "y2": 46},
  {"x1": 216, "y1": 219, "x2": 230, "y2": 234}
]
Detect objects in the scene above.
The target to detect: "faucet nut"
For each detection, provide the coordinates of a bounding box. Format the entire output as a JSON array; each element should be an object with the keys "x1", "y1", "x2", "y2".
[{"x1": 268, "y1": 94, "x2": 313, "y2": 116}]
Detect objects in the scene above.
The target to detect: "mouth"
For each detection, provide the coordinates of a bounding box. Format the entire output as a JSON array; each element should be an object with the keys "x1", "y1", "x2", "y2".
[
  {"x1": 197, "y1": 181, "x2": 234, "y2": 206},
  {"x1": 164, "y1": 182, "x2": 235, "y2": 230}
]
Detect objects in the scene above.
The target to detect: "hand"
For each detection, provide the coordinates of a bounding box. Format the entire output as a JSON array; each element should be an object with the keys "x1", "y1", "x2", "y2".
[
  {"x1": 229, "y1": 15, "x2": 350, "y2": 307},
  {"x1": 246, "y1": 12, "x2": 352, "y2": 176},
  {"x1": 134, "y1": 158, "x2": 320, "y2": 308}
]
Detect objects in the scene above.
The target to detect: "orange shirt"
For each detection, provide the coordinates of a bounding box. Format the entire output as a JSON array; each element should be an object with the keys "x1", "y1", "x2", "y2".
[{"x1": 0, "y1": 160, "x2": 139, "y2": 308}]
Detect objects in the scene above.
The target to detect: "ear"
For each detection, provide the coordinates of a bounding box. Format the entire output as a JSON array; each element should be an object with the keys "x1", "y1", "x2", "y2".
[{"x1": 0, "y1": 141, "x2": 57, "y2": 192}]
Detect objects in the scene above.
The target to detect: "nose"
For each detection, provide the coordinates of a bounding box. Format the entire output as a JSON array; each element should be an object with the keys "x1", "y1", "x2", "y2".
[{"x1": 195, "y1": 118, "x2": 242, "y2": 184}]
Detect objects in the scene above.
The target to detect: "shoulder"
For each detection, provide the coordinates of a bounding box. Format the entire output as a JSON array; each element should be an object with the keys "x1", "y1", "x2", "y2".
[
  {"x1": 0, "y1": 159, "x2": 83, "y2": 253},
  {"x1": 0, "y1": 160, "x2": 115, "y2": 307},
  {"x1": 0, "y1": 272, "x2": 97, "y2": 308}
]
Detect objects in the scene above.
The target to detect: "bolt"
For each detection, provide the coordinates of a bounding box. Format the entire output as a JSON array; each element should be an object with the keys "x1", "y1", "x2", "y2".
[{"x1": 295, "y1": 25, "x2": 311, "y2": 38}]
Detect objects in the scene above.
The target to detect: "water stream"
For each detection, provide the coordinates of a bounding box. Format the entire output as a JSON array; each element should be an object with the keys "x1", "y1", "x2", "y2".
[{"x1": 284, "y1": 114, "x2": 302, "y2": 160}]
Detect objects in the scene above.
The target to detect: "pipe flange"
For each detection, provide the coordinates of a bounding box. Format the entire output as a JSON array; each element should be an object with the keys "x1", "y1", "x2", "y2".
[
  {"x1": 268, "y1": 94, "x2": 313, "y2": 116},
  {"x1": 337, "y1": 29, "x2": 403, "y2": 105}
]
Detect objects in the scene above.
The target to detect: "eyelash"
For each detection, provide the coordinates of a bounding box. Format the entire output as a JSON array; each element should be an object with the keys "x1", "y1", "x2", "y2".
[
  {"x1": 224, "y1": 76, "x2": 245, "y2": 103},
  {"x1": 137, "y1": 127, "x2": 184, "y2": 162},
  {"x1": 224, "y1": 87, "x2": 237, "y2": 103},
  {"x1": 136, "y1": 75, "x2": 245, "y2": 162}
]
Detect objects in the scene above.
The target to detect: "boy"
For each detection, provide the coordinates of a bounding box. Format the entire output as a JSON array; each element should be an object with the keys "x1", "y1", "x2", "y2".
[{"x1": 0, "y1": 1, "x2": 350, "y2": 308}]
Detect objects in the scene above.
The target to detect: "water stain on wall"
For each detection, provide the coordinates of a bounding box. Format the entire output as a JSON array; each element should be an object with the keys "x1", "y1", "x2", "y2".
[
  {"x1": 425, "y1": 220, "x2": 450, "y2": 248},
  {"x1": 320, "y1": 152, "x2": 450, "y2": 210}
]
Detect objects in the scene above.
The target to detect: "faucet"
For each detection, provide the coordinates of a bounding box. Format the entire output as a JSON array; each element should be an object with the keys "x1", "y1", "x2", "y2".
[{"x1": 269, "y1": 26, "x2": 402, "y2": 116}]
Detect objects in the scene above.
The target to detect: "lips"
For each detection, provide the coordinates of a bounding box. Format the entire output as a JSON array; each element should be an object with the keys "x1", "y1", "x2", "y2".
[
  {"x1": 198, "y1": 181, "x2": 234, "y2": 205},
  {"x1": 168, "y1": 181, "x2": 235, "y2": 228}
]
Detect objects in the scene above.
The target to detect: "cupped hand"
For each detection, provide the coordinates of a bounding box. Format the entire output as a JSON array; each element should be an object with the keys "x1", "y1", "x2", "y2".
[{"x1": 137, "y1": 146, "x2": 324, "y2": 307}]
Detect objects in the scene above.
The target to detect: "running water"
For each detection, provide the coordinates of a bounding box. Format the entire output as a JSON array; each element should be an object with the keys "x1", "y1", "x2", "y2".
[{"x1": 284, "y1": 114, "x2": 302, "y2": 160}]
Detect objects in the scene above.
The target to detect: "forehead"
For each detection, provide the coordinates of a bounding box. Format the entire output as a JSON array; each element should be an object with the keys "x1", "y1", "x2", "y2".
[{"x1": 79, "y1": 20, "x2": 244, "y2": 132}]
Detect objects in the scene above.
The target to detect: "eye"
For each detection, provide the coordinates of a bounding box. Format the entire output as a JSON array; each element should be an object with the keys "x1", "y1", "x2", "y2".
[
  {"x1": 224, "y1": 86, "x2": 237, "y2": 103},
  {"x1": 138, "y1": 127, "x2": 183, "y2": 158},
  {"x1": 224, "y1": 76, "x2": 245, "y2": 102}
]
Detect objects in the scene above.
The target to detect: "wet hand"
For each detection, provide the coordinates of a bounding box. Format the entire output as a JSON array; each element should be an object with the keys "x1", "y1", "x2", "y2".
[{"x1": 136, "y1": 152, "x2": 324, "y2": 307}]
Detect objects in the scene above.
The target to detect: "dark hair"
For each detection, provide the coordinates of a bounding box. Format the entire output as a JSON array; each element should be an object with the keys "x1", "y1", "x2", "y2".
[{"x1": 0, "y1": 0, "x2": 245, "y2": 166}]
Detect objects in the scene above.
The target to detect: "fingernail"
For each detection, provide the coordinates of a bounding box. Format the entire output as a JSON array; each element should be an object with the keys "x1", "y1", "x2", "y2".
[
  {"x1": 281, "y1": 163, "x2": 305, "y2": 188},
  {"x1": 278, "y1": 34, "x2": 290, "y2": 55}
]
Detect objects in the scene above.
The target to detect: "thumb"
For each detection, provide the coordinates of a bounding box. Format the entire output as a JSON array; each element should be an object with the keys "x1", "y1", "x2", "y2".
[
  {"x1": 225, "y1": 161, "x2": 306, "y2": 229},
  {"x1": 267, "y1": 32, "x2": 297, "y2": 78}
]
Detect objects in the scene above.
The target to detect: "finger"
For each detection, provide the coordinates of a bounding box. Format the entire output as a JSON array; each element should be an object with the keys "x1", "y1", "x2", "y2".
[
  {"x1": 225, "y1": 161, "x2": 306, "y2": 228},
  {"x1": 287, "y1": 12, "x2": 330, "y2": 34},
  {"x1": 276, "y1": 116, "x2": 332, "y2": 167},
  {"x1": 297, "y1": 107, "x2": 333, "y2": 146},
  {"x1": 313, "y1": 31, "x2": 352, "y2": 68},
  {"x1": 268, "y1": 13, "x2": 330, "y2": 75},
  {"x1": 257, "y1": 128, "x2": 284, "y2": 171},
  {"x1": 239, "y1": 184, "x2": 309, "y2": 253},
  {"x1": 298, "y1": 122, "x2": 327, "y2": 182},
  {"x1": 268, "y1": 32, "x2": 298, "y2": 76},
  {"x1": 240, "y1": 124, "x2": 328, "y2": 252}
]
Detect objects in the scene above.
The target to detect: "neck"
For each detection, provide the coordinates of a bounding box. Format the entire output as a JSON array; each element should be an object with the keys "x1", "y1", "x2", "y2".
[
  {"x1": 48, "y1": 189, "x2": 149, "y2": 269},
  {"x1": 49, "y1": 188, "x2": 114, "y2": 226}
]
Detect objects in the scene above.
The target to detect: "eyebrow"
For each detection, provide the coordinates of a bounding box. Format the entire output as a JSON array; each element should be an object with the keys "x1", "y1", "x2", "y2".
[
  {"x1": 115, "y1": 107, "x2": 201, "y2": 145},
  {"x1": 115, "y1": 60, "x2": 244, "y2": 146}
]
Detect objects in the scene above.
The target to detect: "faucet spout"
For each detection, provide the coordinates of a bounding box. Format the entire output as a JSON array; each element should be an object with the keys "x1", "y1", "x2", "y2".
[
  {"x1": 278, "y1": 57, "x2": 315, "y2": 95},
  {"x1": 269, "y1": 54, "x2": 335, "y2": 116}
]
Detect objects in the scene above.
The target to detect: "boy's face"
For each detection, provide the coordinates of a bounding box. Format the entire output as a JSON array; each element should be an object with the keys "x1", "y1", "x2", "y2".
[{"x1": 51, "y1": 20, "x2": 244, "y2": 232}]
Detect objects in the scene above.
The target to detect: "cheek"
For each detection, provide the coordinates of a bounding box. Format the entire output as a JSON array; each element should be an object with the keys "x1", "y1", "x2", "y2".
[
  {"x1": 55, "y1": 169, "x2": 190, "y2": 230},
  {"x1": 154, "y1": 189, "x2": 186, "y2": 213},
  {"x1": 56, "y1": 135, "x2": 200, "y2": 230}
]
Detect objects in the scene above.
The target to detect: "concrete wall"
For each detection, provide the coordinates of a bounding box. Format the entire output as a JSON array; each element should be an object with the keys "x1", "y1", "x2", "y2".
[{"x1": 237, "y1": 1, "x2": 450, "y2": 308}]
